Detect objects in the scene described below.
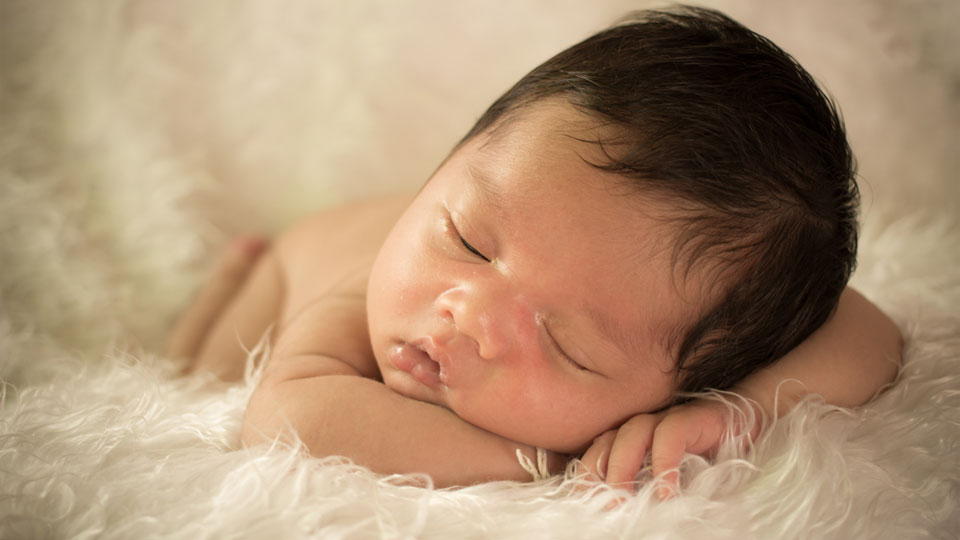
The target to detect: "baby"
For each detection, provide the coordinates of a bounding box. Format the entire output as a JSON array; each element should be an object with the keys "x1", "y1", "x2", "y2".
[{"x1": 166, "y1": 6, "x2": 901, "y2": 492}]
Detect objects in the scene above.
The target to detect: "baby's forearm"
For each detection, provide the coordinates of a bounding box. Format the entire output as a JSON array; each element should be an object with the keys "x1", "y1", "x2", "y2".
[
  {"x1": 242, "y1": 371, "x2": 546, "y2": 487},
  {"x1": 734, "y1": 287, "x2": 902, "y2": 417}
]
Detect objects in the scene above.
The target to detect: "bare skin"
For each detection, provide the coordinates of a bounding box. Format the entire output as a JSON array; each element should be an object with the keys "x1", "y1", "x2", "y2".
[
  {"x1": 171, "y1": 196, "x2": 566, "y2": 484},
  {"x1": 168, "y1": 207, "x2": 901, "y2": 493},
  {"x1": 167, "y1": 207, "x2": 902, "y2": 491},
  {"x1": 167, "y1": 104, "x2": 902, "y2": 492}
]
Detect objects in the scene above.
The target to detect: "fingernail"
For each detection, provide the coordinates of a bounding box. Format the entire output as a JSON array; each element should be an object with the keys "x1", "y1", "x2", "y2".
[{"x1": 603, "y1": 494, "x2": 627, "y2": 511}]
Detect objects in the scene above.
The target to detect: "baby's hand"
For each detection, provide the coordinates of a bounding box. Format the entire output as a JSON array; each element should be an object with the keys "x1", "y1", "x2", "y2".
[{"x1": 577, "y1": 398, "x2": 757, "y2": 499}]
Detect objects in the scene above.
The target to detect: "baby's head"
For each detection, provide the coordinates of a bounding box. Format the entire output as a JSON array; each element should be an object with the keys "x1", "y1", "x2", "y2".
[{"x1": 367, "y1": 6, "x2": 858, "y2": 453}]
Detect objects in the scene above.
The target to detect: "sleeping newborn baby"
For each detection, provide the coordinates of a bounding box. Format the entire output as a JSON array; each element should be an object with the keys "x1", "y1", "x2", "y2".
[{"x1": 166, "y1": 7, "x2": 901, "y2": 492}]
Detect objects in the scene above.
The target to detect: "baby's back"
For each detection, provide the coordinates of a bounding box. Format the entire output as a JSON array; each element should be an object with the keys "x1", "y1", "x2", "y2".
[{"x1": 274, "y1": 194, "x2": 411, "y2": 327}]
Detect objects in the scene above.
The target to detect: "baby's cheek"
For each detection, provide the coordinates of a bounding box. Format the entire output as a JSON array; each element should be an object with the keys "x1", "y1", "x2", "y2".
[
  {"x1": 383, "y1": 267, "x2": 430, "y2": 320},
  {"x1": 499, "y1": 368, "x2": 564, "y2": 419},
  {"x1": 500, "y1": 382, "x2": 600, "y2": 451}
]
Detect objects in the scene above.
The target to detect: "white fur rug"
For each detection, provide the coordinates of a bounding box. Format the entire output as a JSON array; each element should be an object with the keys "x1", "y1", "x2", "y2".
[{"x1": 2, "y1": 1, "x2": 958, "y2": 538}]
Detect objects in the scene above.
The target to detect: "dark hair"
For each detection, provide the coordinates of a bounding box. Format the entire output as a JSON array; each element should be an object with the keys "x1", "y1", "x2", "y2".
[{"x1": 460, "y1": 6, "x2": 859, "y2": 395}]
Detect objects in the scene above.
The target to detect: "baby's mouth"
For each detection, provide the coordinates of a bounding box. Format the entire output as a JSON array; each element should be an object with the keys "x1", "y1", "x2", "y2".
[
  {"x1": 389, "y1": 340, "x2": 448, "y2": 389},
  {"x1": 420, "y1": 350, "x2": 442, "y2": 377},
  {"x1": 414, "y1": 343, "x2": 447, "y2": 384},
  {"x1": 414, "y1": 338, "x2": 449, "y2": 385}
]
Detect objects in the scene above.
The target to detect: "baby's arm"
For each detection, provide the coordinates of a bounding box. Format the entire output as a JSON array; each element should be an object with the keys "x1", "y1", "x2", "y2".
[
  {"x1": 242, "y1": 297, "x2": 561, "y2": 487},
  {"x1": 725, "y1": 287, "x2": 901, "y2": 412},
  {"x1": 580, "y1": 287, "x2": 902, "y2": 496}
]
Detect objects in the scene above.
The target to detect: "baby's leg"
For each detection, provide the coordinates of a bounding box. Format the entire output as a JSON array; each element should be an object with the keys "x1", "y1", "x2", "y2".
[{"x1": 165, "y1": 236, "x2": 284, "y2": 381}]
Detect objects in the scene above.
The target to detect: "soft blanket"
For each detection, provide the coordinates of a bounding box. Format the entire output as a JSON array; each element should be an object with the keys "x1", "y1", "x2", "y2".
[{"x1": 2, "y1": 1, "x2": 958, "y2": 538}]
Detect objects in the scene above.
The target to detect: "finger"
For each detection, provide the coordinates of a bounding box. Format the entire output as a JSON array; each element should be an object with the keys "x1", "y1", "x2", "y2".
[
  {"x1": 650, "y1": 418, "x2": 694, "y2": 499},
  {"x1": 165, "y1": 236, "x2": 267, "y2": 359},
  {"x1": 578, "y1": 429, "x2": 617, "y2": 482},
  {"x1": 650, "y1": 407, "x2": 724, "y2": 500},
  {"x1": 575, "y1": 431, "x2": 629, "y2": 510},
  {"x1": 604, "y1": 414, "x2": 661, "y2": 489}
]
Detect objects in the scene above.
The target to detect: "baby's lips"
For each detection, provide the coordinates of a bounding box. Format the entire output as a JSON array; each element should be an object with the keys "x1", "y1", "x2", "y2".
[
  {"x1": 390, "y1": 342, "x2": 445, "y2": 390},
  {"x1": 413, "y1": 336, "x2": 451, "y2": 383},
  {"x1": 421, "y1": 355, "x2": 441, "y2": 375}
]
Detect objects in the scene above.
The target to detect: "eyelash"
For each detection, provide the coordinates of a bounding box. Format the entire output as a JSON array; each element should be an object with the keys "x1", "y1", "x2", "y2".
[
  {"x1": 447, "y1": 213, "x2": 490, "y2": 262},
  {"x1": 545, "y1": 325, "x2": 588, "y2": 372}
]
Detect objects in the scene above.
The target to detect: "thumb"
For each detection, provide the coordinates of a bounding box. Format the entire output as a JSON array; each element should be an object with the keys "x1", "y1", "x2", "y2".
[{"x1": 650, "y1": 405, "x2": 730, "y2": 499}]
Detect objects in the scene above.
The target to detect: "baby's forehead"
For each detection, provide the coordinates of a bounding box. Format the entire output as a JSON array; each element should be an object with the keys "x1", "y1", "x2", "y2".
[
  {"x1": 494, "y1": 98, "x2": 729, "y2": 292},
  {"x1": 470, "y1": 100, "x2": 687, "y2": 255},
  {"x1": 477, "y1": 98, "x2": 613, "y2": 155}
]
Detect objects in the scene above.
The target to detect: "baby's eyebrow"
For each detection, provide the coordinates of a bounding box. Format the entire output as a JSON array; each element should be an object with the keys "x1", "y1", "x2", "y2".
[{"x1": 466, "y1": 163, "x2": 507, "y2": 212}]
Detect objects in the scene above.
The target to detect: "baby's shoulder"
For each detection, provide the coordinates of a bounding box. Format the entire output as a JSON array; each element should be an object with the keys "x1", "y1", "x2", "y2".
[
  {"x1": 276, "y1": 194, "x2": 410, "y2": 255},
  {"x1": 272, "y1": 194, "x2": 411, "y2": 308}
]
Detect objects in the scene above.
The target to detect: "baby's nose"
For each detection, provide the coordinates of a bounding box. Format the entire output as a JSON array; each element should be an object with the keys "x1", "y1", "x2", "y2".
[{"x1": 434, "y1": 284, "x2": 533, "y2": 361}]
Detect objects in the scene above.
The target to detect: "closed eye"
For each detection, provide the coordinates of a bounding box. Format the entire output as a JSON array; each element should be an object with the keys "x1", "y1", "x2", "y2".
[
  {"x1": 459, "y1": 235, "x2": 489, "y2": 261},
  {"x1": 446, "y1": 212, "x2": 490, "y2": 262},
  {"x1": 545, "y1": 324, "x2": 590, "y2": 372}
]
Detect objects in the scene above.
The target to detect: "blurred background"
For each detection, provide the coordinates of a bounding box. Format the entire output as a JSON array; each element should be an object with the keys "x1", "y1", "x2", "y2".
[{"x1": 0, "y1": 0, "x2": 957, "y2": 359}]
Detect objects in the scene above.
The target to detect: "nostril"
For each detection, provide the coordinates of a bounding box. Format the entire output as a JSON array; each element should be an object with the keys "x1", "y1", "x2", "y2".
[
  {"x1": 435, "y1": 290, "x2": 470, "y2": 338},
  {"x1": 435, "y1": 286, "x2": 503, "y2": 360}
]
